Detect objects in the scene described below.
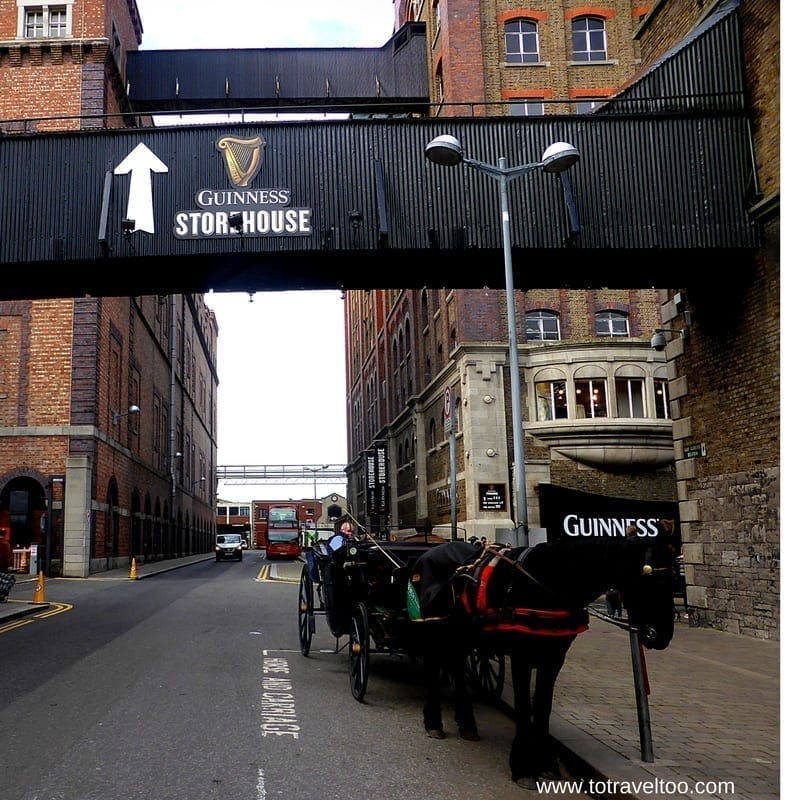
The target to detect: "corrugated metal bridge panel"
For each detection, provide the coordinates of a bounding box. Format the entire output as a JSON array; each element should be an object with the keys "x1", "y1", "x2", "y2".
[
  {"x1": 125, "y1": 23, "x2": 429, "y2": 112},
  {"x1": 604, "y1": 0, "x2": 746, "y2": 115},
  {"x1": 0, "y1": 113, "x2": 760, "y2": 297}
]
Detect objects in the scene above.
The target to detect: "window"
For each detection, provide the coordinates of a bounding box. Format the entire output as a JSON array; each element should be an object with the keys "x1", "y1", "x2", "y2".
[
  {"x1": 577, "y1": 100, "x2": 602, "y2": 114},
  {"x1": 505, "y1": 20, "x2": 539, "y2": 63},
  {"x1": 110, "y1": 21, "x2": 121, "y2": 62},
  {"x1": 526, "y1": 310, "x2": 560, "y2": 341},
  {"x1": 575, "y1": 379, "x2": 607, "y2": 418},
  {"x1": 509, "y1": 99, "x2": 544, "y2": 117},
  {"x1": 595, "y1": 311, "x2": 629, "y2": 337},
  {"x1": 48, "y1": 6, "x2": 66, "y2": 36},
  {"x1": 572, "y1": 17, "x2": 607, "y2": 61},
  {"x1": 616, "y1": 378, "x2": 646, "y2": 417},
  {"x1": 21, "y1": 4, "x2": 71, "y2": 39},
  {"x1": 655, "y1": 379, "x2": 671, "y2": 419},
  {"x1": 535, "y1": 381, "x2": 568, "y2": 421},
  {"x1": 435, "y1": 67, "x2": 444, "y2": 105},
  {"x1": 24, "y1": 9, "x2": 43, "y2": 37}
]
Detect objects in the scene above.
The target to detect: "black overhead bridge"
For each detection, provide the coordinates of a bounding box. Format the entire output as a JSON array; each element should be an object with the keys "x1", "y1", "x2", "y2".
[
  {"x1": 0, "y1": 4, "x2": 760, "y2": 300},
  {"x1": 124, "y1": 22, "x2": 430, "y2": 116},
  {"x1": 216, "y1": 465, "x2": 348, "y2": 485}
]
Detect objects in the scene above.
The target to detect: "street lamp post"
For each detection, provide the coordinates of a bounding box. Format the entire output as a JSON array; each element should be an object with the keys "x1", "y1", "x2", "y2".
[
  {"x1": 425, "y1": 135, "x2": 579, "y2": 542},
  {"x1": 111, "y1": 404, "x2": 140, "y2": 425}
]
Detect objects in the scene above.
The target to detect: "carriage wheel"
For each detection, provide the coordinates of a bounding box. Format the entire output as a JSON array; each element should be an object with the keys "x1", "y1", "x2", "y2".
[
  {"x1": 298, "y1": 564, "x2": 315, "y2": 657},
  {"x1": 467, "y1": 647, "x2": 505, "y2": 700},
  {"x1": 349, "y1": 601, "x2": 370, "y2": 702}
]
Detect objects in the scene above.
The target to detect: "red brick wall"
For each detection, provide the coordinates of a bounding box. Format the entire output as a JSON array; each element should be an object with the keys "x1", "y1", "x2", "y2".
[
  {"x1": 635, "y1": 0, "x2": 780, "y2": 639},
  {"x1": 430, "y1": 1, "x2": 648, "y2": 114}
]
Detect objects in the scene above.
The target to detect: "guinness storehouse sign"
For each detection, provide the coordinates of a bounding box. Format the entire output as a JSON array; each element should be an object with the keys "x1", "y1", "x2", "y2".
[{"x1": 173, "y1": 135, "x2": 312, "y2": 239}]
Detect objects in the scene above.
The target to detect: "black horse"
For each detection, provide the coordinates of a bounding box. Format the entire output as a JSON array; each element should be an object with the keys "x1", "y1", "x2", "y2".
[{"x1": 409, "y1": 524, "x2": 678, "y2": 789}]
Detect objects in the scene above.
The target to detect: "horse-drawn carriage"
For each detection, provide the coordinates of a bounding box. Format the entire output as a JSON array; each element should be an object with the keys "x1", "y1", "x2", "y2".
[
  {"x1": 298, "y1": 521, "x2": 680, "y2": 788},
  {"x1": 297, "y1": 529, "x2": 504, "y2": 702}
]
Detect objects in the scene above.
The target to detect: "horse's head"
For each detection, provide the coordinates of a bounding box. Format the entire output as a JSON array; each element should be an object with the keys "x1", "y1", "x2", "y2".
[{"x1": 619, "y1": 520, "x2": 679, "y2": 650}]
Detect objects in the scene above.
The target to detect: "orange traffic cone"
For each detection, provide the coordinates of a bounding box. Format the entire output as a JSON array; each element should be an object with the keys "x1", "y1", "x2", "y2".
[
  {"x1": 129, "y1": 557, "x2": 138, "y2": 580},
  {"x1": 33, "y1": 571, "x2": 46, "y2": 603}
]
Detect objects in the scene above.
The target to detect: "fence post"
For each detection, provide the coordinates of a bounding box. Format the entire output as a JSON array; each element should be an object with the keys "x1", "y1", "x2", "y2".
[{"x1": 629, "y1": 626, "x2": 654, "y2": 762}]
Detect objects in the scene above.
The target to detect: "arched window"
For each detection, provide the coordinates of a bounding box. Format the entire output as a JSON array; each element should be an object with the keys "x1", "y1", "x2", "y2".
[
  {"x1": 614, "y1": 365, "x2": 647, "y2": 418},
  {"x1": 505, "y1": 19, "x2": 539, "y2": 63},
  {"x1": 534, "y1": 368, "x2": 568, "y2": 421},
  {"x1": 654, "y1": 367, "x2": 671, "y2": 419},
  {"x1": 572, "y1": 17, "x2": 607, "y2": 61},
  {"x1": 574, "y1": 366, "x2": 608, "y2": 419},
  {"x1": 595, "y1": 310, "x2": 629, "y2": 338},
  {"x1": 526, "y1": 310, "x2": 561, "y2": 341}
]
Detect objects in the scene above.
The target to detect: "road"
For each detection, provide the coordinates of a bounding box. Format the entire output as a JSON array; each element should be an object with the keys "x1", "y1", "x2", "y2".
[{"x1": 0, "y1": 552, "x2": 593, "y2": 799}]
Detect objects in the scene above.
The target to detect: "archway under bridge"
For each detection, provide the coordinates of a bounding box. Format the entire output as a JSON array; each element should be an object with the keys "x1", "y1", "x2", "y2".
[{"x1": 0, "y1": 114, "x2": 758, "y2": 301}]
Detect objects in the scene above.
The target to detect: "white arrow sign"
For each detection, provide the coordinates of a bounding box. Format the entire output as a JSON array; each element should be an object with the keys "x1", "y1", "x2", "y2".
[{"x1": 113, "y1": 143, "x2": 169, "y2": 234}]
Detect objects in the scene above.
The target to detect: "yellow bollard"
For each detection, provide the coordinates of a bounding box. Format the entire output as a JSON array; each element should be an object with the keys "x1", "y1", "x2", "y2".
[
  {"x1": 129, "y1": 557, "x2": 138, "y2": 580},
  {"x1": 33, "y1": 571, "x2": 46, "y2": 603}
]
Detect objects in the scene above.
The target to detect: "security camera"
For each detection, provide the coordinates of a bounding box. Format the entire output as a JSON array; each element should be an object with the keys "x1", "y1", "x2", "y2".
[{"x1": 651, "y1": 331, "x2": 667, "y2": 351}]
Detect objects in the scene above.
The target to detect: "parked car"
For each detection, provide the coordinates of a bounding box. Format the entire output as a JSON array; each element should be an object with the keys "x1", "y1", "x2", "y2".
[
  {"x1": 241, "y1": 537, "x2": 248, "y2": 549},
  {"x1": 215, "y1": 533, "x2": 244, "y2": 562}
]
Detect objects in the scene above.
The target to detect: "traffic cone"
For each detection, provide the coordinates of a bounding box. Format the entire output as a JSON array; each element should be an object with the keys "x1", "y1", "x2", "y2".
[
  {"x1": 129, "y1": 557, "x2": 138, "y2": 580},
  {"x1": 33, "y1": 571, "x2": 46, "y2": 603}
]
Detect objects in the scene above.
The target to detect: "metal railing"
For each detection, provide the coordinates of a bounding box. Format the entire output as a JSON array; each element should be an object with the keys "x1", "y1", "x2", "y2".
[{"x1": 216, "y1": 465, "x2": 347, "y2": 484}]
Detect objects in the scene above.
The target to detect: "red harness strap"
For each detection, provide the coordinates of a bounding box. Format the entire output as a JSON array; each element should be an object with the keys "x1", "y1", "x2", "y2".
[
  {"x1": 459, "y1": 548, "x2": 505, "y2": 615},
  {"x1": 459, "y1": 548, "x2": 588, "y2": 638},
  {"x1": 480, "y1": 607, "x2": 589, "y2": 638}
]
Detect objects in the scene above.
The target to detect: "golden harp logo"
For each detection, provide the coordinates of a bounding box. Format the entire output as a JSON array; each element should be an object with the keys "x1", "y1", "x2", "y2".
[{"x1": 217, "y1": 135, "x2": 265, "y2": 188}]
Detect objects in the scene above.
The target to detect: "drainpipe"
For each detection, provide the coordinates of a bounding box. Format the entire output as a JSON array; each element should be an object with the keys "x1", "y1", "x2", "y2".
[{"x1": 170, "y1": 296, "x2": 178, "y2": 550}]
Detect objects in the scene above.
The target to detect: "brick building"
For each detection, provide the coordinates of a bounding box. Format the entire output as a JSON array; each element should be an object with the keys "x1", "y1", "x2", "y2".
[
  {"x1": 344, "y1": 0, "x2": 676, "y2": 537},
  {"x1": 631, "y1": 0, "x2": 780, "y2": 638},
  {"x1": 0, "y1": 1, "x2": 218, "y2": 576},
  {"x1": 344, "y1": 0, "x2": 779, "y2": 639},
  {"x1": 401, "y1": 0, "x2": 651, "y2": 115}
]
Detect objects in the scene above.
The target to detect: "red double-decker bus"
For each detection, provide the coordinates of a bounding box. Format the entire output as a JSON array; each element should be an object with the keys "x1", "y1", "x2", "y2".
[
  {"x1": 253, "y1": 495, "x2": 348, "y2": 558},
  {"x1": 263, "y1": 504, "x2": 303, "y2": 559}
]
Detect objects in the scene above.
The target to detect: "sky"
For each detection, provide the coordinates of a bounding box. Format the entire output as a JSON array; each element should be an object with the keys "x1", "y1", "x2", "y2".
[{"x1": 133, "y1": 0, "x2": 397, "y2": 502}]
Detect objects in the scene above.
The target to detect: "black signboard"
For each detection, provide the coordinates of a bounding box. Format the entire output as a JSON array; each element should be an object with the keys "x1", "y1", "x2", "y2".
[
  {"x1": 478, "y1": 483, "x2": 507, "y2": 512},
  {"x1": 366, "y1": 444, "x2": 389, "y2": 516},
  {"x1": 538, "y1": 484, "x2": 679, "y2": 543}
]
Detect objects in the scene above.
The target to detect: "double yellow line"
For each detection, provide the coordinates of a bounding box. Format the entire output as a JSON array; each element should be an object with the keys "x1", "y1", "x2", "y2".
[
  {"x1": 256, "y1": 564, "x2": 270, "y2": 582},
  {"x1": 0, "y1": 601, "x2": 72, "y2": 635}
]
